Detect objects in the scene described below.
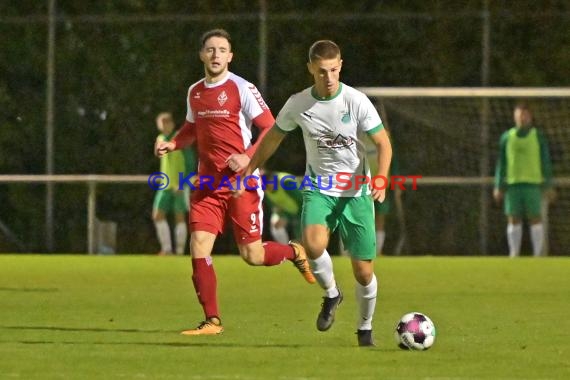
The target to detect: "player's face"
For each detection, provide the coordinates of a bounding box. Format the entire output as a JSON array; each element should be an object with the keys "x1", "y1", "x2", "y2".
[
  {"x1": 514, "y1": 108, "x2": 532, "y2": 127},
  {"x1": 307, "y1": 57, "x2": 342, "y2": 98},
  {"x1": 157, "y1": 115, "x2": 174, "y2": 134},
  {"x1": 200, "y1": 36, "x2": 233, "y2": 82}
]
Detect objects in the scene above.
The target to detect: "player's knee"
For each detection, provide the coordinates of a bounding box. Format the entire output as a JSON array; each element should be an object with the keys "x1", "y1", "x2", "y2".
[
  {"x1": 152, "y1": 211, "x2": 165, "y2": 222},
  {"x1": 304, "y1": 242, "x2": 328, "y2": 259},
  {"x1": 352, "y1": 262, "x2": 374, "y2": 285},
  {"x1": 238, "y1": 245, "x2": 264, "y2": 266},
  {"x1": 242, "y1": 255, "x2": 263, "y2": 266},
  {"x1": 355, "y1": 271, "x2": 374, "y2": 286}
]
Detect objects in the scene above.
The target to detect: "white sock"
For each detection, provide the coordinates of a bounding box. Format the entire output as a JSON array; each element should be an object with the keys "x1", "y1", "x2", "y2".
[
  {"x1": 175, "y1": 222, "x2": 187, "y2": 255},
  {"x1": 507, "y1": 223, "x2": 522, "y2": 258},
  {"x1": 309, "y1": 249, "x2": 339, "y2": 298},
  {"x1": 270, "y1": 225, "x2": 289, "y2": 245},
  {"x1": 530, "y1": 223, "x2": 544, "y2": 257},
  {"x1": 376, "y1": 231, "x2": 386, "y2": 254},
  {"x1": 355, "y1": 274, "x2": 377, "y2": 331},
  {"x1": 154, "y1": 220, "x2": 172, "y2": 253}
]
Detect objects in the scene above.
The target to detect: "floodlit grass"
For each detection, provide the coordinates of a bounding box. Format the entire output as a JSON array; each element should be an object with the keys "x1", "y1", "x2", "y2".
[{"x1": 0, "y1": 255, "x2": 568, "y2": 379}]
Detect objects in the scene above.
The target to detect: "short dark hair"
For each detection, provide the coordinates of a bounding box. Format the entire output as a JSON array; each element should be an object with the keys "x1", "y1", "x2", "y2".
[
  {"x1": 308, "y1": 40, "x2": 341, "y2": 62},
  {"x1": 515, "y1": 102, "x2": 530, "y2": 112},
  {"x1": 200, "y1": 28, "x2": 232, "y2": 50}
]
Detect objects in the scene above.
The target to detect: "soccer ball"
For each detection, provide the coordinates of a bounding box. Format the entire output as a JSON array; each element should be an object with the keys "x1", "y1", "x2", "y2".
[{"x1": 394, "y1": 312, "x2": 436, "y2": 350}]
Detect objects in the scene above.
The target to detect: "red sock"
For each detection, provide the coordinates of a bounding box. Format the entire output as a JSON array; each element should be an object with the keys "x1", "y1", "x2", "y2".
[
  {"x1": 191, "y1": 257, "x2": 219, "y2": 320},
  {"x1": 262, "y1": 241, "x2": 295, "y2": 266}
]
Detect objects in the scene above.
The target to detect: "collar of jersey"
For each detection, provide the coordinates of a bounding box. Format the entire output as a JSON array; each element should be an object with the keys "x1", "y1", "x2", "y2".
[
  {"x1": 204, "y1": 72, "x2": 231, "y2": 88},
  {"x1": 311, "y1": 83, "x2": 343, "y2": 101},
  {"x1": 513, "y1": 125, "x2": 534, "y2": 137}
]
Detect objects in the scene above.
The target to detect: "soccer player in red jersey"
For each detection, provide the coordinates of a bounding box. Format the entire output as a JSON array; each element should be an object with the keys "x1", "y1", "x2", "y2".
[{"x1": 155, "y1": 29, "x2": 315, "y2": 335}]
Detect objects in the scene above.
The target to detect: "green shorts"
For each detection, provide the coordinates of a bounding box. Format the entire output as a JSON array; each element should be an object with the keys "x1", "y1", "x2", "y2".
[
  {"x1": 505, "y1": 184, "x2": 542, "y2": 218},
  {"x1": 153, "y1": 189, "x2": 188, "y2": 214},
  {"x1": 302, "y1": 191, "x2": 376, "y2": 260}
]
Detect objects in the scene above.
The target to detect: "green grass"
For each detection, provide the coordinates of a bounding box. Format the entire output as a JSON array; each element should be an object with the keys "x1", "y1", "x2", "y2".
[{"x1": 0, "y1": 255, "x2": 568, "y2": 380}]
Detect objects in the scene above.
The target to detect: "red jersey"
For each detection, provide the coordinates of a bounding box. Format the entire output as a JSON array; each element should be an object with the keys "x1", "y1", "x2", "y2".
[{"x1": 183, "y1": 72, "x2": 274, "y2": 180}]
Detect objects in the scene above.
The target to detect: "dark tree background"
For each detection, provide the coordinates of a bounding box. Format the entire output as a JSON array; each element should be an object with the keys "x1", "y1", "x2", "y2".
[{"x1": 1, "y1": 1, "x2": 569, "y2": 253}]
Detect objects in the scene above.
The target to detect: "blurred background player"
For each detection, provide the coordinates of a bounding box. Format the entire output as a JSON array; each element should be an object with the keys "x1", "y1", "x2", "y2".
[
  {"x1": 364, "y1": 127, "x2": 404, "y2": 255},
  {"x1": 152, "y1": 112, "x2": 197, "y2": 255},
  {"x1": 262, "y1": 170, "x2": 303, "y2": 244},
  {"x1": 493, "y1": 103, "x2": 556, "y2": 257},
  {"x1": 155, "y1": 29, "x2": 315, "y2": 336}
]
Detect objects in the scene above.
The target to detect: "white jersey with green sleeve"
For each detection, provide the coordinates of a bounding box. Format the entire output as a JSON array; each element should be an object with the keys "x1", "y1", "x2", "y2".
[{"x1": 275, "y1": 83, "x2": 383, "y2": 197}]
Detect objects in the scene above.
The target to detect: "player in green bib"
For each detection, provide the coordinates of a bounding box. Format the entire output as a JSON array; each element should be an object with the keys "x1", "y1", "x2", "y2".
[
  {"x1": 240, "y1": 40, "x2": 392, "y2": 346},
  {"x1": 153, "y1": 112, "x2": 198, "y2": 255},
  {"x1": 493, "y1": 103, "x2": 555, "y2": 257}
]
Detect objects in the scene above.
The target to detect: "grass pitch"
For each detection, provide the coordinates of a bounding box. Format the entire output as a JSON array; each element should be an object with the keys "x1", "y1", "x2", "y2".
[{"x1": 0, "y1": 255, "x2": 568, "y2": 379}]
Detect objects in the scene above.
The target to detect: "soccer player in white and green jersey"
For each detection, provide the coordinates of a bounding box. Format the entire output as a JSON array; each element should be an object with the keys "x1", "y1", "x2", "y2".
[
  {"x1": 240, "y1": 40, "x2": 392, "y2": 346},
  {"x1": 493, "y1": 103, "x2": 555, "y2": 257}
]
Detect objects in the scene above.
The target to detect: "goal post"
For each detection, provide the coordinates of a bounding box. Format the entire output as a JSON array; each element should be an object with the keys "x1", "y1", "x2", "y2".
[{"x1": 358, "y1": 87, "x2": 570, "y2": 256}]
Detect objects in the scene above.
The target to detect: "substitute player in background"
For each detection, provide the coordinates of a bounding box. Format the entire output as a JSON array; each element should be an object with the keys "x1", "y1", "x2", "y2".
[
  {"x1": 493, "y1": 103, "x2": 555, "y2": 257},
  {"x1": 240, "y1": 40, "x2": 392, "y2": 346},
  {"x1": 152, "y1": 112, "x2": 197, "y2": 255},
  {"x1": 364, "y1": 128, "x2": 403, "y2": 256},
  {"x1": 262, "y1": 170, "x2": 303, "y2": 244},
  {"x1": 155, "y1": 29, "x2": 315, "y2": 335}
]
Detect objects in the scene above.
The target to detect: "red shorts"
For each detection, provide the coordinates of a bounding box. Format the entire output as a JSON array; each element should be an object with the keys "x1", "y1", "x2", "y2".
[{"x1": 189, "y1": 186, "x2": 264, "y2": 244}]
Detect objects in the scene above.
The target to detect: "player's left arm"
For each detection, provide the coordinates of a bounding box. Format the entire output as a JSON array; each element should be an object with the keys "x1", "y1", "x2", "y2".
[
  {"x1": 537, "y1": 129, "x2": 556, "y2": 202},
  {"x1": 172, "y1": 120, "x2": 197, "y2": 150},
  {"x1": 247, "y1": 108, "x2": 275, "y2": 155},
  {"x1": 226, "y1": 83, "x2": 275, "y2": 172},
  {"x1": 537, "y1": 130, "x2": 553, "y2": 187},
  {"x1": 369, "y1": 127, "x2": 392, "y2": 203}
]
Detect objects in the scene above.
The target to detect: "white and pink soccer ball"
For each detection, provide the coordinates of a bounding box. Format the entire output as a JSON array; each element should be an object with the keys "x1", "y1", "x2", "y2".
[{"x1": 394, "y1": 312, "x2": 436, "y2": 350}]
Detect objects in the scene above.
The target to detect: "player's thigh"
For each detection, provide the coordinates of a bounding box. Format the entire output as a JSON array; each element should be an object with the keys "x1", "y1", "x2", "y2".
[
  {"x1": 521, "y1": 185, "x2": 542, "y2": 218},
  {"x1": 301, "y1": 190, "x2": 338, "y2": 231},
  {"x1": 153, "y1": 190, "x2": 174, "y2": 215},
  {"x1": 301, "y1": 191, "x2": 337, "y2": 255},
  {"x1": 190, "y1": 189, "x2": 227, "y2": 236},
  {"x1": 504, "y1": 186, "x2": 524, "y2": 218},
  {"x1": 173, "y1": 190, "x2": 189, "y2": 214},
  {"x1": 229, "y1": 188, "x2": 263, "y2": 245},
  {"x1": 338, "y1": 196, "x2": 376, "y2": 260}
]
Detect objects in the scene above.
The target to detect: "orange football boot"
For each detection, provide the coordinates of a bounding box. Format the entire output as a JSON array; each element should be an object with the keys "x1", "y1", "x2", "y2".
[
  {"x1": 289, "y1": 241, "x2": 316, "y2": 284},
  {"x1": 180, "y1": 317, "x2": 224, "y2": 336}
]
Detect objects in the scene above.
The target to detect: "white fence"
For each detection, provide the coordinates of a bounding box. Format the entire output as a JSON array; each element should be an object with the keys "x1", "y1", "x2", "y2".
[{"x1": 1, "y1": 174, "x2": 568, "y2": 254}]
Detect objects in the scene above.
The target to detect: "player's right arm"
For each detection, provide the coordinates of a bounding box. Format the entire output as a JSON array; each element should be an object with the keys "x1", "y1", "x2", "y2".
[{"x1": 154, "y1": 140, "x2": 174, "y2": 158}]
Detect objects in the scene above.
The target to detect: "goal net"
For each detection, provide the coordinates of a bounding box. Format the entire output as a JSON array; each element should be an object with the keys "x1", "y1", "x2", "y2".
[{"x1": 359, "y1": 87, "x2": 570, "y2": 256}]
